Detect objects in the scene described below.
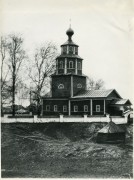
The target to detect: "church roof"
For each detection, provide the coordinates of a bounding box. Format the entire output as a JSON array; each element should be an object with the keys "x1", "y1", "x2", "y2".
[
  {"x1": 110, "y1": 99, "x2": 132, "y2": 105},
  {"x1": 72, "y1": 89, "x2": 121, "y2": 98},
  {"x1": 57, "y1": 54, "x2": 83, "y2": 59},
  {"x1": 42, "y1": 91, "x2": 52, "y2": 98},
  {"x1": 98, "y1": 121, "x2": 125, "y2": 133},
  {"x1": 61, "y1": 40, "x2": 78, "y2": 46}
]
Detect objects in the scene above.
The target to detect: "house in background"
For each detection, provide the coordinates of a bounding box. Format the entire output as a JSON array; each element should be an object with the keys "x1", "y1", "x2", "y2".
[{"x1": 42, "y1": 27, "x2": 132, "y2": 117}]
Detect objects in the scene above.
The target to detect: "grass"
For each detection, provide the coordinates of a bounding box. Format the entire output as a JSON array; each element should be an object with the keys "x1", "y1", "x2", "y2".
[{"x1": 1, "y1": 122, "x2": 133, "y2": 178}]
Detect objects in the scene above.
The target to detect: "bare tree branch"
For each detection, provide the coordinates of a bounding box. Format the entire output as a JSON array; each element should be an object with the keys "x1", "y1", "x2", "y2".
[
  {"x1": 29, "y1": 42, "x2": 57, "y2": 115},
  {"x1": 87, "y1": 77, "x2": 105, "y2": 90}
]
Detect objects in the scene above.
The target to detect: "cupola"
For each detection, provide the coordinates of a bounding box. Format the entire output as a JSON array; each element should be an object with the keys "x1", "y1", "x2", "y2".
[{"x1": 66, "y1": 27, "x2": 74, "y2": 41}]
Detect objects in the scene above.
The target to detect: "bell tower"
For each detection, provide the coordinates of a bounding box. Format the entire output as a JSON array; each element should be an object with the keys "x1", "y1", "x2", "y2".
[
  {"x1": 56, "y1": 26, "x2": 83, "y2": 75},
  {"x1": 51, "y1": 27, "x2": 86, "y2": 98}
]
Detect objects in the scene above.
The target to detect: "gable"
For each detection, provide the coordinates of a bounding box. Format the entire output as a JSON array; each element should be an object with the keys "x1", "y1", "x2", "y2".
[{"x1": 107, "y1": 89, "x2": 122, "y2": 99}]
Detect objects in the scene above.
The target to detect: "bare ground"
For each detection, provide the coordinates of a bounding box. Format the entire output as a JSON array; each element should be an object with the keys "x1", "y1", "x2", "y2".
[{"x1": 1, "y1": 122, "x2": 133, "y2": 178}]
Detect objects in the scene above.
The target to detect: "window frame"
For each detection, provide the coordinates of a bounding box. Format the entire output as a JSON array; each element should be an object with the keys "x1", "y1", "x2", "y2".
[
  {"x1": 84, "y1": 105, "x2": 88, "y2": 112},
  {"x1": 54, "y1": 105, "x2": 58, "y2": 112},
  {"x1": 74, "y1": 105, "x2": 78, "y2": 112},
  {"x1": 59, "y1": 61, "x2": 64, "y2": 69},
  {"x1": 96, "y1": 105, "x2": 100, "y2": 112},
  {"x1": 78, "y1": 62, "x2": 82, "y2": 70},
  {"x1": 63, "y1": 105, "x2": 67, "y2": 112},
  {"x1": 46, "y1": 105, "x2": 50, "y2": 111},
  {"x1": 63, "y1": 46, "x2": 67, "y2": 53},
  {"x1": 75, "y1": 47, "x2": 78, "y2": 54},
  {"x1": 69, "y1": 46, "x2": 73, "y2": 53},
  {"x1": 69, "y1": 61, "x2": 74, "y2": 69},
  {"x1": 77, "y1": 83, "x2": 82, "y2": 88},
  {"x1": 58, "y1": 84, "x2": 64, "y2": 89}
]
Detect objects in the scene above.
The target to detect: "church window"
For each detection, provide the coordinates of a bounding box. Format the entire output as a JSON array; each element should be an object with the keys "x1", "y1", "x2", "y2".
[
  {"x1": 63, "y1": 105, "x2": 67, "y2": 112},
  {"x1": 59, "y1": 61, "x2": 64, "y2": 69},
  {"x1": 58, "y1": 84, "x2": 64, "y2": 89},
  {"x1": 74, "y1": 105, "x2": 78, "y2": 112},
  {"x1": 46, "y1": 105, "x2": 50, "y2": 111},
  {"x1": 69, "y1": 61, "x2": 74, "y2": 69},
  {"x1": 77, "y1": 84, "x2": 82, "y2": 88},
  {"x1": 84, "y1": 105, "x2": 88, "y2": 112},
  {"x1": 54, "y1": 105, "x2": 58, "y2": 112},
  {"x1": 63, "y1": 46, "x2": 67, "y2": 54},
  {"x1": 96, "y1": 105, "x2": 100, "y2": 112},
  {"x1": 75, "y1": 47, "x2": 78, "y2": 54},
  {"x1": 78, "y1": 62, "x2": 82, "y2": 70},
  {"x1": 69, "y1": 46, "x2": 73, "y2": 54}
]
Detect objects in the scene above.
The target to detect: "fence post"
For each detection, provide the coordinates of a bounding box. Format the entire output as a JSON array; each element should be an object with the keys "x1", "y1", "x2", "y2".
[
  {"x1": 3, "y1": 114, "x2": 8, "y2": 123},
  {"x1": 84, "y1": 114, "x2": 87, "y2": 122},
  {"x1": 124, "y1": 114, "x2": 128, "y2": 124},
  {"x1": 60, "y1": 114, "x2": 63, "y2": 122},
  {"x1": 106, "y1": 114, "x2": 110, "y2": 122},
  {"x1": 34, "y1": 115, "x2": 38, "y2": 123}
]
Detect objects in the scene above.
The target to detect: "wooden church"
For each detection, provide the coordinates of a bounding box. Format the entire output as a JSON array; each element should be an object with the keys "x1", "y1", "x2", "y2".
[{"x1": 41, "y1": 27, "x2": 132, "y2": 117}]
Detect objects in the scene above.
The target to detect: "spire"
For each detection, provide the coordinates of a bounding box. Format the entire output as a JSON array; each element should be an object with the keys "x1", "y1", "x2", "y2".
[
  {"x1": 66, "y1": 20, "x2": 74, "y2": 41},
  {"x1": 69, "y1": 18, "x2": 71, "y2": 28}
]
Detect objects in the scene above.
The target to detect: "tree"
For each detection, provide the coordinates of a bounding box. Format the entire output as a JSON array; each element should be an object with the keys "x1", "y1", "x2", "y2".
[
  {"x1": 0, "y1": 36, "x2": 12, "y2": 115},
  {"x1": 29, "y1": 42, "x2": 57, "y2": 115},
  {"x1": 6, "y1": 34, "x2": 27, "y2": 116},
  {"x1": 87, "y1": 77, "x2": 104, "y2": 90}
]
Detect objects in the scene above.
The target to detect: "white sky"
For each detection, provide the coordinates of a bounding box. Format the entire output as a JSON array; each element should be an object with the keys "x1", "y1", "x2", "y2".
[{"x1": 0, "y1": 0, "x2": 134, "y2": 105}]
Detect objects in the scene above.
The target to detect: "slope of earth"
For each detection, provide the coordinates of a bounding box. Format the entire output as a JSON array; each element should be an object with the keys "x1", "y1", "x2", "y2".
[{"x1": 1, "y1": 122, "x2": 133, "y2": 178}]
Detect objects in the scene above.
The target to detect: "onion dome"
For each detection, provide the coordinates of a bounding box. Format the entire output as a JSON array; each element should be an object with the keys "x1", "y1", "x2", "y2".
[{"x1": 66, "y1": 27, "x2": 74, "y2": 41}]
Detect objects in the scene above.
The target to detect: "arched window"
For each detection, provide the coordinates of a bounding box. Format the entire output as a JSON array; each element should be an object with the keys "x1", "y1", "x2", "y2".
[
  {"x1": 59, "y1": 61, "x2": 64, "y2": 69},
  {"x1": 69, "y1": 46, "x2": 73, "y2": 54},
  {"x1": 69, "y1": 61, "x2": 74, "y2": 69},
  {"x1": 58, "y1": 84, "x2": 64, "y2": 89},
  {"x1": 77, "y1": 84, "x2": 82, "y2": 88}
]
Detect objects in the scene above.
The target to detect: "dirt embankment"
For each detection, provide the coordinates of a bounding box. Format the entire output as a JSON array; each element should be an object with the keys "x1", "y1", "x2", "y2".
[{"x1": 1, "y1": 122, "x2": 133, "y2": 178}]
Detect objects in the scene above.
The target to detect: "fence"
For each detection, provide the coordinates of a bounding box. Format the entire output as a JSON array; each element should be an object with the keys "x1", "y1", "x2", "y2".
[{"x1": 1, "y1": 114, "x2": 128, "y2": 124}]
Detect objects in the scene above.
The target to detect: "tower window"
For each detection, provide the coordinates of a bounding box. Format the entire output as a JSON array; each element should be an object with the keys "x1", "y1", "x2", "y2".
[
  {"x1": 46, "y1": 105, "x2": 50, "y2": 111},
  {"x1": 78, "y1": 62, "x2": 82, "y2": 70},
  {"x1": 84, "y1": 105, "x2": 88, "y2": 112},
  {"x1": 54, "y1": 105, "x2": 58, "y2": 112},
  {"x1": 58, "y1": 84, "x2": 64, "y2": 89},
  {"x1": 63, "y1": 46, "x2": 67, "y2": 53},
  {"x1": 74, "y1": 105, "x2": 78, "y2": 112},
  {"x1": 75, "y1": 47, "x2": 78, "y2": 55},
  {"x1": 69, "y1": 46, "x2": 73, "y2": 54},
  {"x1": 69, "y1": 61, "x2": 74, "y2": 69},
  {"x1": 59, "y1": 61, "x2": 64, "y2": 69},
  {"x1": 96, "y1": 105, "x2": 100, "y2": 112},
  {"x1": 63, "y1": 105, "x2": 67, "y2": 112}
]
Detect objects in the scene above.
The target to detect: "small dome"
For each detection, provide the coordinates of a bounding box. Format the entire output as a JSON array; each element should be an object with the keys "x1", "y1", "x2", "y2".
[{"x1": 66, "y1": 27, "x2": 74, "y2": 37}]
